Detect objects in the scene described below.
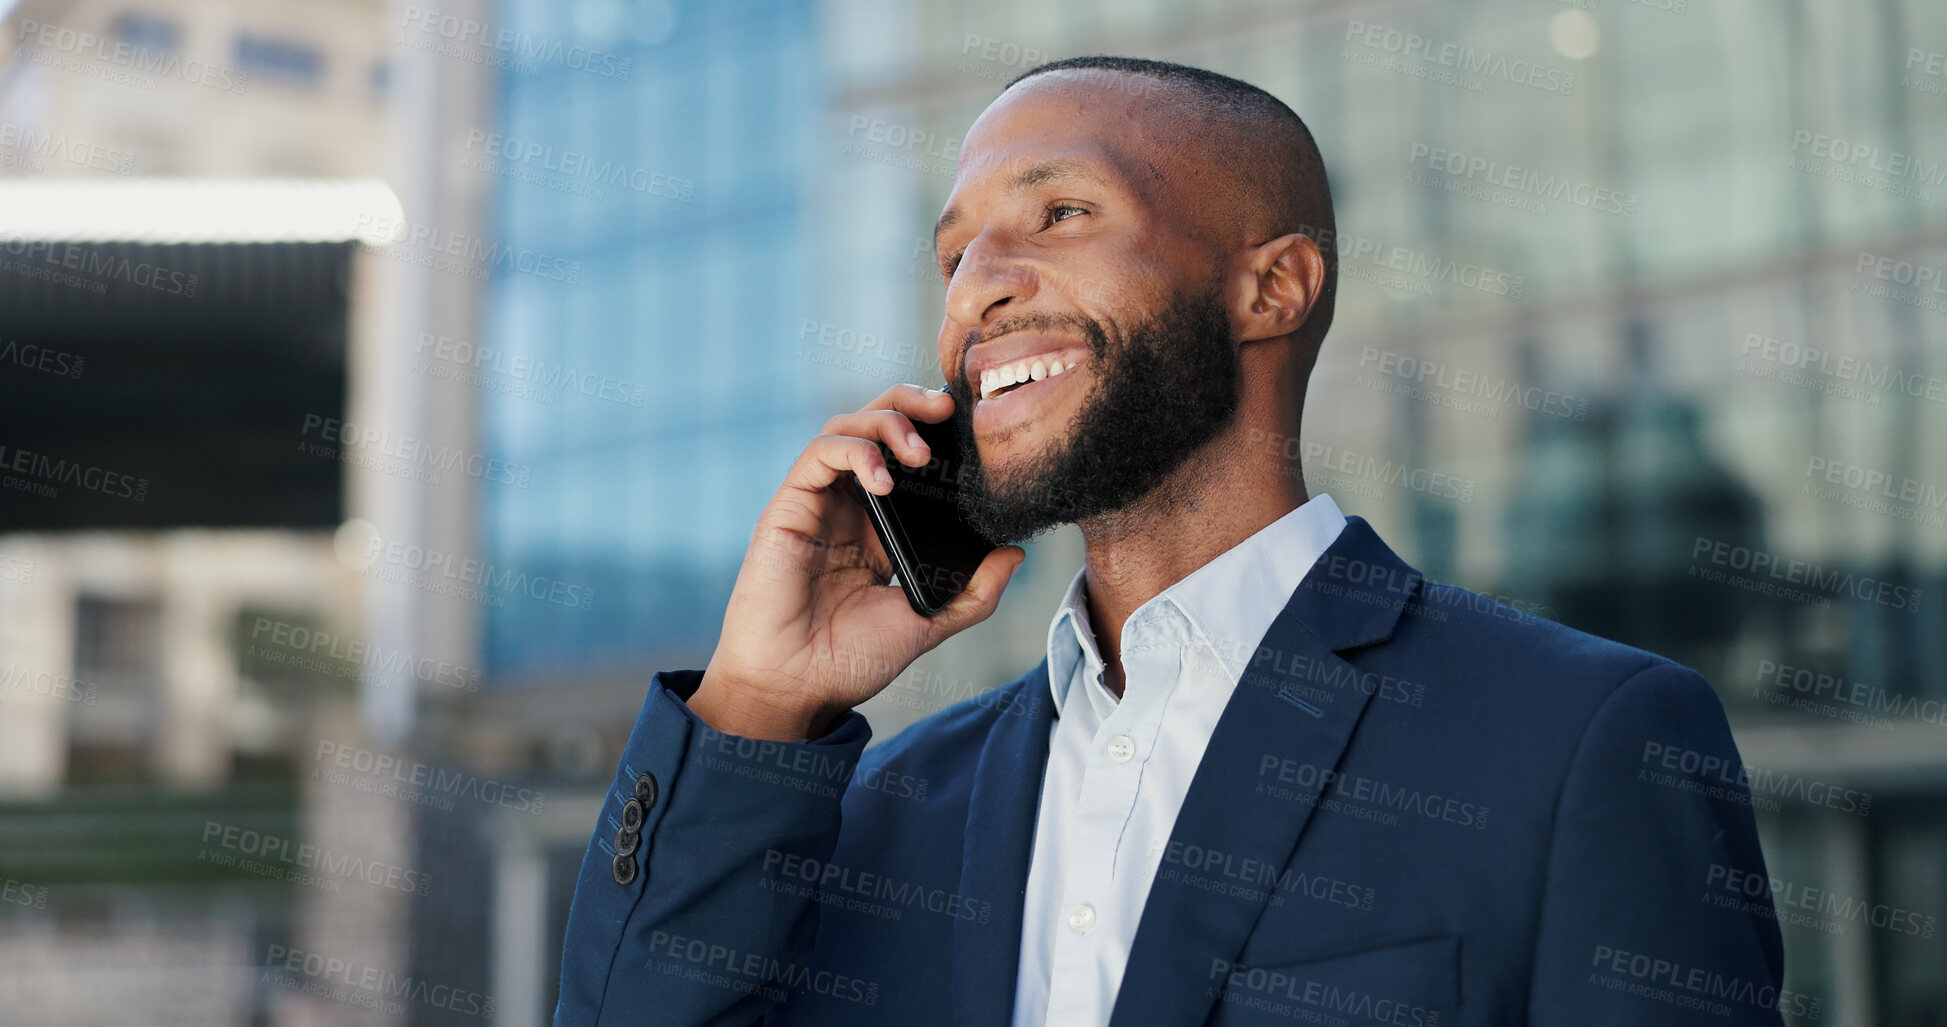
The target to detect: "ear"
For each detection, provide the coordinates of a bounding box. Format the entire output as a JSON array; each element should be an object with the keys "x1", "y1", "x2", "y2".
[{"x1": 1231, "y1": 232, "x2": 1325, "y2": 344}]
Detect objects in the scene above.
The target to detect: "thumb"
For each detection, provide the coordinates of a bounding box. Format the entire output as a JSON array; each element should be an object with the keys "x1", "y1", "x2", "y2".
[{"x1": 933, "y1": 545, "x2": 1027, "y2": 635}]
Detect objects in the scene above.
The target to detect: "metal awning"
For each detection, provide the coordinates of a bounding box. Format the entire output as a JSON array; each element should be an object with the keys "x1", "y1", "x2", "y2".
[{"x1": 0, "y1": 179, "x2": 400, "y2": 530}]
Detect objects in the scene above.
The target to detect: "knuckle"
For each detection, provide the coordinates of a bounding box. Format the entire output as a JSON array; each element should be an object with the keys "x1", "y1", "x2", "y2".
[
  {"x1": 847, "y1": 438, "x2": 881, "y2": 465},
  {"x1": 807, "y1": 435, "x2": 859, "y2": 468}
]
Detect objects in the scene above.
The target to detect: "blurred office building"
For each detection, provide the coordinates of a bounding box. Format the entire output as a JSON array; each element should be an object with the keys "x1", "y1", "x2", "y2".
[
  {"x1": 2, "y1": 0, "x2": 1945, "y2": 1025},
  {"x1": 0, "y1": 0, "x2": 422, "y2": 1023}
]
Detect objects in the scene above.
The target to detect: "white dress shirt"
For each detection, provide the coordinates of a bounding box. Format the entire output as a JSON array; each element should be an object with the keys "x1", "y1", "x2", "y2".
[{"x1": 1009, "y1": 493, "x2": 1347, "y2": 1027}]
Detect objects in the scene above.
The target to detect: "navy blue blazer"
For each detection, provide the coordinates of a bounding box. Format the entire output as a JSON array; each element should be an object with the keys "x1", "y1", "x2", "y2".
[{"x1": 554, "y1": 517, "x2": 1793, "y2": 1026}]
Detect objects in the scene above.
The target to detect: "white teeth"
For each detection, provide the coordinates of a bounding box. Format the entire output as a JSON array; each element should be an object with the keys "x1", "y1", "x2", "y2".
[{"x1": 977, "y1": 355, "x2": 1082, "y2": 400}]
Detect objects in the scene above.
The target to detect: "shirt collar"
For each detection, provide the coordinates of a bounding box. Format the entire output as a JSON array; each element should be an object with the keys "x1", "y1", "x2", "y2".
[
  {"x1": 1045, "y1": 569, "x2": 1115, "y2": 722},
  {"x1": 1043, "y1": 492, "x2": 1348, "y2": 718}
]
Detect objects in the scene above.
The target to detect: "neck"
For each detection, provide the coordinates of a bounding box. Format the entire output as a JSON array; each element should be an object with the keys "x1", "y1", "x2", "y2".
[{"x1": 1078, "y1": 423, "x2": 1307, "y2": 697}]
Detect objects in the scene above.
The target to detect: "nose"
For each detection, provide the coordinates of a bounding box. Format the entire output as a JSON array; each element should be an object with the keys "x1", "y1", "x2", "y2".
[{"x1": 944, "y1": 232, "x2": 1040, "y2": 328}]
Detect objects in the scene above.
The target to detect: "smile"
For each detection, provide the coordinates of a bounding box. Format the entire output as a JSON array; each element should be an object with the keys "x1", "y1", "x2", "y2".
[{"x1": 979, "y1": 354, "x2": 1089, "y2": 399}]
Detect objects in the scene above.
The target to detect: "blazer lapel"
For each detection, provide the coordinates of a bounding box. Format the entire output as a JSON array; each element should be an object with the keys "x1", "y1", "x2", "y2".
[
  {"x1": 951, "y1": 659, "x2": 1055, "y2": 1027},
  {"x1": 1107, "y1": 517, "x2": 1424, "y2": 1027}
]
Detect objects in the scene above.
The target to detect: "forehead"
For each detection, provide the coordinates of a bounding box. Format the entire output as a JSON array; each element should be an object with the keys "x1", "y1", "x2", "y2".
[{"x1": 944, "y1": 73, "x2": 1178, "y2": 214}]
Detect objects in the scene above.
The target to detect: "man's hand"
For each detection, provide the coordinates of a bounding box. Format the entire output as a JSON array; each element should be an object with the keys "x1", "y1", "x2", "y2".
[{"x1": 688, "y1": 384, "x2": 1027, "y2": 741}]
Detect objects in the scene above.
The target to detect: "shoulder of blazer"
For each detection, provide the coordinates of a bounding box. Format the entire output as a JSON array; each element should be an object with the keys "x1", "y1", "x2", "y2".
[
  {"x1": 1320, "y1": 518, "x2": 1699, "y2": 712},
  {"x1": 1407, "y1": 577, "x2": 1698, "y2": 700}
]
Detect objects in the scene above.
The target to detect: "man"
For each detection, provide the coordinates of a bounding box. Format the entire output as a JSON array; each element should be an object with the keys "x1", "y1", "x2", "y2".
[{"x1": 554, "y1": 57, "x2": 1790, "y2": 1026}]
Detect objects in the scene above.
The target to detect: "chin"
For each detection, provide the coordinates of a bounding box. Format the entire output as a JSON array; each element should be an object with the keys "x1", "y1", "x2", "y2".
[{"x1": 975, "y1": 410, "x2": 1075, "y2": 477}]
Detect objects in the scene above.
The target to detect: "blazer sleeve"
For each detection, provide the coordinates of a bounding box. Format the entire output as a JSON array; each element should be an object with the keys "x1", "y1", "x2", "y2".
[
  {"x1": 552, "y1": 669, "x2": 873, "y2": 1027},
  {"x1": 1525, "y1": 661, "x2": 1800, "y2": 1026}
]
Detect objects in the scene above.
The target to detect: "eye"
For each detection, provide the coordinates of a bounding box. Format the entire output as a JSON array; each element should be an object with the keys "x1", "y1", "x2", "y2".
[
  {"x1": 940, "y1": 204, "x2": 1091, "y2": 281},
  {"x1": 1045, "y1": 203, "x2": 1087, "y2": 226}
]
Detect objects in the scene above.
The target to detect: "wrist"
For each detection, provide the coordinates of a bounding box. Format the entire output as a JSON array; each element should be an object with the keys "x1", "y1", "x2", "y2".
[{"x1": 688, "y1": 671, "x2": 846, "y2": 742}]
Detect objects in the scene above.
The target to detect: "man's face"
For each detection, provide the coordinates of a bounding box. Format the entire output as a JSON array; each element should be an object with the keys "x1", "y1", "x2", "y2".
[{"x1": 933, "y1": 73, "x2": 1242, "y2": 543}]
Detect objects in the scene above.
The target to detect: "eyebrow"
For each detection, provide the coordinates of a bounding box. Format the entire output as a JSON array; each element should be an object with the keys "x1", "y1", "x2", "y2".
[{"x1": 932, "y1": 157, "x2": 1108, "y2": 258}]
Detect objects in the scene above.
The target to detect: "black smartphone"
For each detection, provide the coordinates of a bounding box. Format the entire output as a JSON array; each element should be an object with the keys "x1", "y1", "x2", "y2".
[{"x1": 847, "y1": 391, "x2": 1001, "y2": 617}]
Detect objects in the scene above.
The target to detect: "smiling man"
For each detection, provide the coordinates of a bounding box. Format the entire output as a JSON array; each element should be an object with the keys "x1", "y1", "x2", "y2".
[{"x1": 554, "y1": 58, "x2": 1788, "y2": 1027}]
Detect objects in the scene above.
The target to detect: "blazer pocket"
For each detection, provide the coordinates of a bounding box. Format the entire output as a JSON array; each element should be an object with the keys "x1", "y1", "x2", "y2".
[{"x1": 1210, "y1": 934, "x2": 1459, "y2": 1027}]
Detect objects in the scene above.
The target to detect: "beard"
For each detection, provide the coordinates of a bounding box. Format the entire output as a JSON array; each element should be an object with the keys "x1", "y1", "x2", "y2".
[{"x1": 949, "y1": 271, "x2": 1241, "y2": 545}]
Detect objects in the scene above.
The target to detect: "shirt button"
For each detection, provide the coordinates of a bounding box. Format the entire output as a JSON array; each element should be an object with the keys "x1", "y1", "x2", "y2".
[
  {"x1": 1067, "y1": 904, "x2": 1096, "y2": 933},
  {"x1": 1106, "y1": 735, "x2": 1136, "y2": 763}
]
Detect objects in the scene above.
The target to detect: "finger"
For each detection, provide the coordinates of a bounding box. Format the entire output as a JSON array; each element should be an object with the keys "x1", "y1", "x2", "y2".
[
  {"x1": 822, "y1": 409, "x2": 934, "y2": 467},
  {"x1": 779, "y1": 434, "x2": 895, "y2": 498},
  {"x1": 862, "y1": 382, "x2": 955, "y2": 424},
  {"x1": 929, "y1": 546, "x2": 1027, "y2": 639}
]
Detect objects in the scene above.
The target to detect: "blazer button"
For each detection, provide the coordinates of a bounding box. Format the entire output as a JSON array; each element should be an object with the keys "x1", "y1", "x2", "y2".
[
  {"x1": 621, "y1": 797, "x2": 644, "y2": 832},
  {"x1": 612, "y1": 851, "x2": 638, "y2": 886},
  {"x1": 614, "y1": 826, "x2": 640, "y2": 858},
  {"x1": 634, "y1": 772, "x2": 658, "y2": 807}
]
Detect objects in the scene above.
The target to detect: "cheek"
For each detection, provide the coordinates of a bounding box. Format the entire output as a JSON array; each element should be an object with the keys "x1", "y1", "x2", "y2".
[
  {"x1": 1072, "y1": 253, "x2": 1159, "y2": 313},
  {"x1": 1080, "y1": 250, "x2": 1182, "y2": 323},
  {"x1": 1073, "y1": 289, "x2": 1158, "y2": 353}
]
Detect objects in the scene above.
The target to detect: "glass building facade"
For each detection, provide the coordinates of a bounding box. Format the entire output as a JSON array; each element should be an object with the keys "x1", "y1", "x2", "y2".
[{"x1": 481, "y1": 0, "x2": 829, "y2": 681}]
